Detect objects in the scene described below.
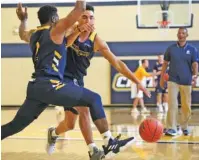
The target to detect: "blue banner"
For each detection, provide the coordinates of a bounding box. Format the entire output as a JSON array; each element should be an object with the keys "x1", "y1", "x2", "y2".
[{"x1": 111, "y1": 59, "x2": 199, "y2": 105}]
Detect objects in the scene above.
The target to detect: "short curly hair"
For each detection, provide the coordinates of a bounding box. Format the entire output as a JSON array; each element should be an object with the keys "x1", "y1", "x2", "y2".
[{"x1": 37, "y1": 5, "x2": 57, "y2": 25}]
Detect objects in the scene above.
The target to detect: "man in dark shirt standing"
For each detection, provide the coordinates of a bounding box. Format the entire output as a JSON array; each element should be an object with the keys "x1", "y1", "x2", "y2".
[{"x1": 160, "y1": 27, "x2": 198, "y2": 136}]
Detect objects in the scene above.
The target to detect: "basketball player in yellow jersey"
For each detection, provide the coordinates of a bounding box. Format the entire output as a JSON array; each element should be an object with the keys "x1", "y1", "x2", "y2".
[{"x1": 131, "y1": 59, "x2": 159, "y2": 114}]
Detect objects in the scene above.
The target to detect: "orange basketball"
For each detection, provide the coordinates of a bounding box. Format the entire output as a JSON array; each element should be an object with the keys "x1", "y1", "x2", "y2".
[
  {"x1": 139, "y1": 118, "x2": 163, "y2": 143},
  {"x1": 164, "y1": 73, "x2": 169, "y2": 81}
]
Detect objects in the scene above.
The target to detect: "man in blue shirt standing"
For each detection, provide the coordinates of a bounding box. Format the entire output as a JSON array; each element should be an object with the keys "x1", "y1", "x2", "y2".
[{"x1": 160, "y1": 27, "x2": 198, "y2": 136}]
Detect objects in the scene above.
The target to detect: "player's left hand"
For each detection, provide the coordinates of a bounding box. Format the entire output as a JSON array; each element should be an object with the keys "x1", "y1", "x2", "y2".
[{"x1": 16, "y1": 3, "x2": 28, "y2": 21}]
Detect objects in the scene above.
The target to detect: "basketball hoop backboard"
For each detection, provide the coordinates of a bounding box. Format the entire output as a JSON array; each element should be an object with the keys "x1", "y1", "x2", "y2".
[{"x1": 136, "y1": 0, "x2": 194, "y2": 29}]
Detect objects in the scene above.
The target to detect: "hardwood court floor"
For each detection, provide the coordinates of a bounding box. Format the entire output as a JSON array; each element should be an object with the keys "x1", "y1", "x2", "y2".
[{"x1": 2, "y1": 107, "x2": 199, "y2": 160}]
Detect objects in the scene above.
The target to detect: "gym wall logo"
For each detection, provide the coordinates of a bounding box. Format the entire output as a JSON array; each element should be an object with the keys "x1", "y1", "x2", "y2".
[
  {"x1": 112, "y1": 73, "x2": 132, "y2": 92},
  {"x1": 112, "y1": 73, "x2": 155, "y2": 92}
]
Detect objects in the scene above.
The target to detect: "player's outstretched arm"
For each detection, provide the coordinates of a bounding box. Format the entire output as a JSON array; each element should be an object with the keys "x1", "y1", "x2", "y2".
[
  {"x1": 51, "y1": 0, "x2": 86, "y2": 44},
  {"x1": 16, "y1": 3, "x2": 33, "y2": 43},
  {"x1": 94, "y1": 35, "x2": 151, "y2": 98}
]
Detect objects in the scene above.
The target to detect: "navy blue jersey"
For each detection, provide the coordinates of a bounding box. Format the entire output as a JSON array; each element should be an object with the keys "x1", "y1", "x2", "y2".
[
  {"x1": 153, "y1": 62, "x2": 169, "y2": 81},
  {"x1": 64, "y1": 32, "x2": 97, "y2": 80},
  {"x1": 29, "y1": 26, "x2": 67, "y2": 80}
]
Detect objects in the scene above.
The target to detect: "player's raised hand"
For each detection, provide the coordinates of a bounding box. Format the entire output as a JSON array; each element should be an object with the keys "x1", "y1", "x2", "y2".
[
  {"x1": 137, "y1": 83, "x2": 151, "y2": 98},
  {"x1": 16, "y1": 3, "x2": 28, "y2": 21}
]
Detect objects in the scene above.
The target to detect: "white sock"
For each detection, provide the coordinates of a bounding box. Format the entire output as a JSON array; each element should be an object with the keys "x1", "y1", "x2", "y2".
[
  {"x1": 163, "y1": 102, "x2": 168, "y2": 109},
  {"x1": 157, "y1": 103, "x2": 162, "y2": 107},
  {"x1": 162, "y1": 102, "x2": 168, "y2": 112},
  {"x1": 88, "y1": 143, "x2": 97, "y2": 154},
  {"x1": 101, "y1": 130, "x2": 113, "y2": 146},
  {"x1": 52, "y1": 129, "x2": 58, "y2": 137},
  {"x1": 163, "y1": 102, "x2": 168, "y2": 106}
]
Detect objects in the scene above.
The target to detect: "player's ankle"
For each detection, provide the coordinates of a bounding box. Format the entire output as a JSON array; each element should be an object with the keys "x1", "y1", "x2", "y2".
[
  {"x1": 88, "y1": 143, "x2": 97, "y2": 154},
  {"x1": 52, "y1": 128, "x2": 59, "y2": 137},
  {"x1": 101, "y1": 130, "x2": 113, "y2": 146}
]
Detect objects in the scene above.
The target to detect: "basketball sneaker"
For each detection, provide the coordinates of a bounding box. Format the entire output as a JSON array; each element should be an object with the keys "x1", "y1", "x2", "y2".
[
  {"x1": 183, "y1": 129, "x2": 190, "y2": 136},
  {"x1": 164, "y1": 126, "x2": 182, "y2": 135},
  {"x1": 46, "y1": 127, "x2": 58, "y2": 155},
  {"x1": 165, "y1": 129, "x2": 177, "y2": 136},
  {"x1": 103, "y1": 135, "x2": 135, "y2": 159},
  {"x1": 88, "y1": 147, "x2": 105, "y2": 160}
]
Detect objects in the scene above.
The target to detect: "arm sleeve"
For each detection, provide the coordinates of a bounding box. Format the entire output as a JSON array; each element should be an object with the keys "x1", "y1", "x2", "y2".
[
  {"x1": 191, "y1": 47, "x2": 198, "y2": 64},
  {"x1": 141, "y1": 68, "x2": 151, "y2": 77}
]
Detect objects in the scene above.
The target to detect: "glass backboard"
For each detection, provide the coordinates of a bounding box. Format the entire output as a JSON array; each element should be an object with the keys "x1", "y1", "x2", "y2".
[{"x1": 136, "y1": 0, "x2": 194, "y2": 29}]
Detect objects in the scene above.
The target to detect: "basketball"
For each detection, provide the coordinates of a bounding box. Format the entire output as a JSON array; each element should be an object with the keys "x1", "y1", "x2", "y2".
[
  {"x1": 139, "y1": 118, "x2": 163, "y2": 143},
  {"x1": 164, "y1": 73, "x2": 169, "y2": 81}
]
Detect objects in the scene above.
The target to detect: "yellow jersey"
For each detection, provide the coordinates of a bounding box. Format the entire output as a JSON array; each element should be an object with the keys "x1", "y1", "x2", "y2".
[{"x1": 134, "y1": 66, "x2": 151, "y2": 81}]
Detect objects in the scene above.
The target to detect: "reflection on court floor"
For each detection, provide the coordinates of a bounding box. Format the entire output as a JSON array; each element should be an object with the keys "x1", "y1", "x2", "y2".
[{"x1": 2, "y1": 107, "x2": 199, "y2": 160}]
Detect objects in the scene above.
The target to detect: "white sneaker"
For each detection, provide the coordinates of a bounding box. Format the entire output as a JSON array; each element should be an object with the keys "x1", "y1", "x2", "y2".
[
  {"x1": 141, "y1": 107, "x2": 150, "y2": 113},
  {"x1": 46, "y1": 127, "x2": 58, "y2": 155},
  {"x1": 131, "y1": 108, "x2": 139, "y2": 114}
]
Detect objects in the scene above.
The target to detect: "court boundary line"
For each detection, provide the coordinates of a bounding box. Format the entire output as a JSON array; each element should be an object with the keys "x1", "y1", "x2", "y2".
[{"x1": 7, "y1": 137, "x2": 199, "y2": 144}]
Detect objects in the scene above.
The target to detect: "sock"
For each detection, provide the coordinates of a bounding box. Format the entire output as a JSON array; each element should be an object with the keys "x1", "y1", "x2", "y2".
[
  {"x1": 52, "y1": 129, "x2": 58, "y2": 137},
  {"x1": 163, "y1": 102, "x2": 168, "y2": 106},
  {"x1": 101, "y1": 130, "x2": 113, "y2": 146},
  {"x1": 157, "y1": 103, "x2": 162, "y2": 107},
  {"x1": 88, "y1": 143, "x2": 97, "y2": 154},
  {"x1": 163, "y1": 102, "x2": 168, "y2": 111}
]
